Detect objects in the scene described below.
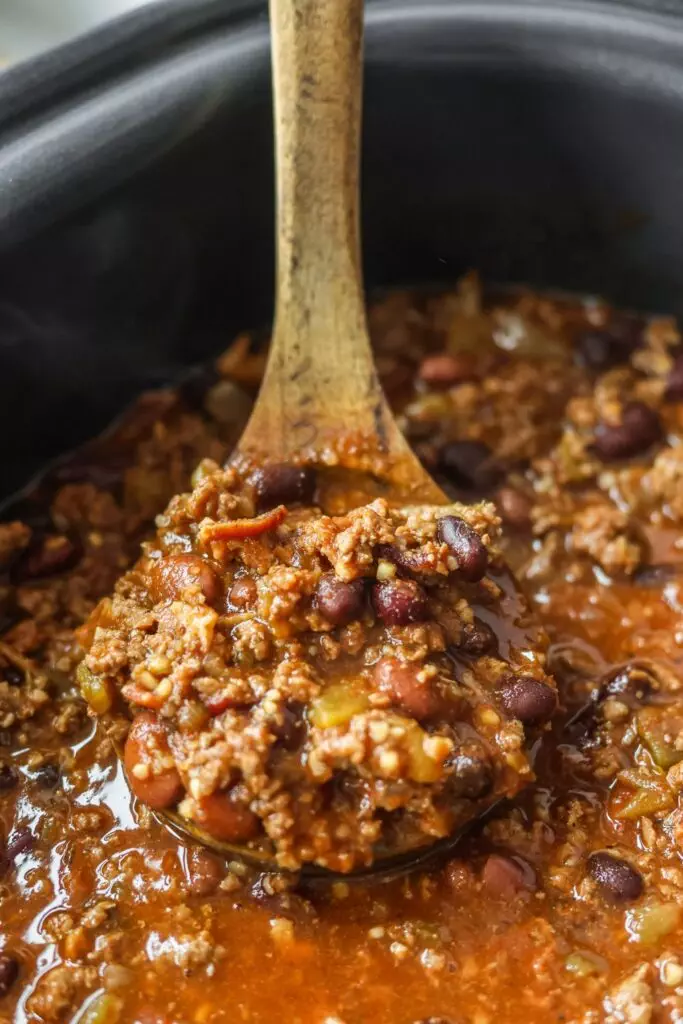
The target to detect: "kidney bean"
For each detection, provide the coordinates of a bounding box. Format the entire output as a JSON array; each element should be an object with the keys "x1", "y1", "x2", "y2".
[
  {"x1": 459, "y1": 619, "x2": 498, "y2": 656},
  {"x1": 315, "y1": 576, "x2": 366, "y2": 626},
  {"x1": 0, "y1": 954, "x2": 18, "y2": 997},
  {"x1": 418, "y1": 352, "x2": 479, "y2": 388},
  {"x1": 437, "y1": 440, "x2": 502, "y2": 492},
  {"x1": 500, "y1": 675, "x2": 558, "y2": 724},
  {"x1": 482, "y1": 854, "x2": 535, "y2": 898},
  {"x1": 2, "y1": 829, "x2": 34, "y2": 872},
  {"x1": 593, "y1": 402, "x2": 662, "y2": 461},
  {"x1": 496, "y1": 486, "x2": 533, "y2": 530},
  {"x1": 124, "y1": 713, "x2": 184, "y2": 811},
  {"x1": 149, "y1": 553, "x2": 220, "y2": 606},
  {"x1": 251, "y1": 464, "x2": 316, "y2": 510},
  {"x1": 587, "y1": 851, "x2": 643, "y2": 901},
  {"x1": 372, "y1": 580, "x2": 429, "y2": 626},
  {"x1": 374, "y1": 657, "x2": 442, "y2": 720},
  {"x1": 448, "y1": 742, "x2": 493, "y2": 799},
  {"x1": 192, "y1": 790, "x2": 259, "y2": 843},
  {"x1": 185, "y1": 846, "x2": 225, "y2": 896},
  {"x1": 436, "y1": 516, "x2": 488, "y2": 582},
  {"x1": 665, "y1": 353, "x2": 683, "y2": 401},
  {"x1": 228, "y1": 577, "x2": 258, "y2": 609}
]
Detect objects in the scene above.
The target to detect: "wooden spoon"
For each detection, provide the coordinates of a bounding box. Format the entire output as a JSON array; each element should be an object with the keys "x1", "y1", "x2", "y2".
[
  {"x1": 236, "y1": 0, "x2": 445, "y2": 506},
  {"x1": 157, "y1": 0, "x2": 547, "y2": 876}
]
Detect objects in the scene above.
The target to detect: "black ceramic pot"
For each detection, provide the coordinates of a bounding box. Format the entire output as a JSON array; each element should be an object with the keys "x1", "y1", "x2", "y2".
[{"x1": 1, "y1": 0, "x2": 683, "y2": 496}]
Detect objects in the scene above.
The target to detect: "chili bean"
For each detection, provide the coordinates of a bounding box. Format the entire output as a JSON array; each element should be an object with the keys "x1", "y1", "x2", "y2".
[
  {"x1": 272, "y1": 703, "x2": 305, "y2": 749},
  {"x1": 418, "y1": 353, "x2": 479, "y2": 388},
  {"x1": 459, "y1": 619, "x2": 498, "y2": 657},
  {"x1": 0, "y1": 954, "x2": 18, "y2": 997},
  {"x1": 436, "y1": 516, "x2": 488, "y2": 582},
  {"x1": 192, "y1": 790, "x2": 259, "y2": 843},
  {"x1": 0, "y1": 764, "x2": 17, "y2": 791},
  {"x1": 149, "y1": 553, "x2": 220, "y2": 606},
  {"x1": 448, "y1": 742, "x2": 493, "y2": 799},
  {"x1": 437, "y1": 439, "x2": 502, "y2": 492},
  {"x1": 251, "y1": 464, "x2": 316, "y2": 510},
  {"x1": 123, "y1": 713, "x2": 184, "y2": 811},
  {"x1": 315, "y1": 576, "x2": 366, "y2": 626},
  {"x1": 228, "y1": 577, "x2": 258, "y2": 609},
  {"x1": 374, "y1": 657, "x2": 442, "y2": 720},
  {"x1": 587, "y1": 851, "x2": 643, "y2": 901},
  {"x1": 496, "y1": 486, "x2": 533, "y2": 530},
  {"x1": 372, "y1": 580, "x2": 429, "y2": 626},
  {"x1": 500, "y1": 675, "x2": 557, "y2": 724},
  {"x1": 593, "y1": 402, "x2": 662, "y2": 461},
  {"x1": 665, "y1": 353, "x2": 683, "y2": 401},
  {"x1": 482, "y1": 854, "x2": 535, "y2": 898}
]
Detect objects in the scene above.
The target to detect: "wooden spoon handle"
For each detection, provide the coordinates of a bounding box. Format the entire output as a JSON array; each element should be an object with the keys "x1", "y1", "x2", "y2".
[{"x1": 240, "y1": 0, "x2": 394, "y2": 461}]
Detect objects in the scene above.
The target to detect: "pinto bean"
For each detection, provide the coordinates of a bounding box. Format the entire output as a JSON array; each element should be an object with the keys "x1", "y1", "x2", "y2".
[
  {"x1": 149, "y1": 553, "x2": 220, "y2": 605},
  {"x1": 418, "y1": 353, "x2": 479, "y2": 388},
  {"x1": 374, "y1": 657, "x2": 443, "y2": 720},
  {"x1": 228, "y1": 577, "x2": 258, "y2": 609},
  {"x1": 482, "y1": 854, "x2": 535, "y2": 898},
  {"x1": 124, "y1": 713, "x2": 184, "y2": 811},
  {"x1": 192, "y1": 790, "x2": 260, "y2": 844}
]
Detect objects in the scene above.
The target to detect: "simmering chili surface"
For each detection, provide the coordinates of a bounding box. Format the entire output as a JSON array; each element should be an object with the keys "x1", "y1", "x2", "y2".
[{"x1": 1, "y1": 275, "x2": 683, "y2": 1023}]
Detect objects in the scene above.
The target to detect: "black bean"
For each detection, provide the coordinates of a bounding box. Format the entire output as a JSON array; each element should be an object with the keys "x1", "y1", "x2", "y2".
[
  {"x1": 448, "y1": 743, "x2": 493, "y2": 799},
  {"x1": 437, "y1": 440, "x2": 502, "y2": 492},
  {"x1": 314, "y1": 576, "x2": 366, "y2": 626},
  {"x1": 2, "y1": 666, "x2": 24, "y2": 687},
  {"x1": 272, "y1": 703, "x2": 305, "y2": 750},
  {"x1": 587, "y1": 851, "x2": 643, "y2": 901},
  {"x1": 500, "y1": 675, "x2": 558, "y2": 725},
  {"x1": 372, "y1": 580, "x2": 429, "y2": 626},
  {"x1": 574, "y1": 328, "x2": 624, "y2": 371},
  {"x1": 593, "y1": 402, "x2": 662, "y2": 461},
  {"x1": 459, "y1": 619, "x2": 498, "y2": 657},
  {"x1": 15, "y1": 535, "x2": 82, "y2": 581},
  {"x1": 601, "y1": 667, "x2": 652, "y2": 707},
  {"x1": 5, "y1": 828, "x2": 33, "y2": 863},
  {"x1": 34, "y1": 763, "x2": 61, "y2": 790},
  {"x1": 0, "y1": 765, "x2": 17, "y2": 791},
  {"x1": 251, "y1": 464, "x2": 316, "y2": 510},
  {"x1": 0, "y1": 954, "x2": 18, "y2": 997},
  {"x1": 665, "y1": 353, "x2": 683, "y2": 401},
  {"x1": 436, "y1": 516, "x2": 489, "y2": 583}
]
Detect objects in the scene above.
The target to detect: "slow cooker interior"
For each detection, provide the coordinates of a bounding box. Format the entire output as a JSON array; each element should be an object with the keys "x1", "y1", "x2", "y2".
[{"x1": 2, "y1": 0, "x2": 683, "y2": 497}]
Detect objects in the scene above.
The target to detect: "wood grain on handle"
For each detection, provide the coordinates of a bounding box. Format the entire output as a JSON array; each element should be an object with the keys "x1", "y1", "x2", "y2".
[{"x1": 239, "y1": 0, "x2": 444, "y2": 503}]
